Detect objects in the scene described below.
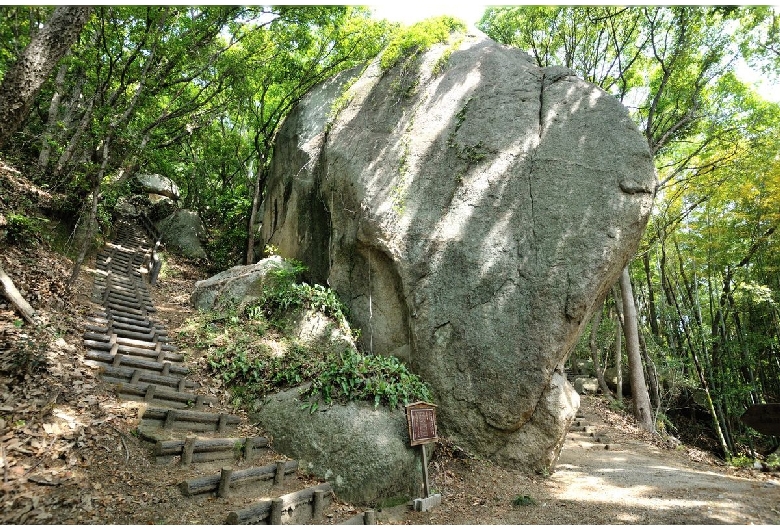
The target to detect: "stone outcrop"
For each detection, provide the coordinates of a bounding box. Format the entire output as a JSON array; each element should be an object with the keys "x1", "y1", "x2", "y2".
[
  {"x1": 157, "y1": 210, "x2": 207, "y2": 260},
  {"x1": 251, "y1": 387, "x2": 421, "y2": 504},
  {"x1": 260, "y1": 33, "x2": 656, "y2": 471},
  {"x1": 191, "y1": 256, "x2": 289, "y2": 311},
  {"x1": 133, "y1": 173, "x2": 180, "y2": 201}
]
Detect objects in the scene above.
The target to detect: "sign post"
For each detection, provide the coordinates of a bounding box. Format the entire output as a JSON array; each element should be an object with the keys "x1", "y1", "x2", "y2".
[{"x1": 406, "y1": 402, "x2": 439, "y2": 508}]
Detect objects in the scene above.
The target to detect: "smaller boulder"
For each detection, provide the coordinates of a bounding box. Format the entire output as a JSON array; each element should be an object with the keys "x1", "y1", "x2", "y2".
[
  {"x1": 157, "y1": 210, "x2": 207, "y2": 260},
  {"x1": 191, "y1": 256, "x2": 290, "y2": 311},
  {"x1": 251, "y1": 387, "x2": 422, "y2": 504},
  {"x1": 134, "y1": 173, "x2": 180, "y2": 201},
  {"x1": 573, "y1": 377, "x2": 599, "y2": 395}
]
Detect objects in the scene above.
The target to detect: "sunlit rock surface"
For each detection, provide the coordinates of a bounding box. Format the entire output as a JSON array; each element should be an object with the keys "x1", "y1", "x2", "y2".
[{"x1": 261, "y1": 33, "x2": 655, "y2": 471}]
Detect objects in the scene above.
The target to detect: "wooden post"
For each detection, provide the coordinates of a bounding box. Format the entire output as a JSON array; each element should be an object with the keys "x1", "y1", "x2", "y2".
[
  {"x1": 421, "y1": 444, "x2": 430, "y2": 498},
  {"x1": 244, "y1": 437, "x2": 255, "y2": 461},
  {"x1": 270, "y1": 498, "x2": 283, "y2": 525},
  {"x1": 218, "y1": 414, "x2": 228, "y2": 433},
  {"x1": 144, "y1": 384, "x2": 156, "y2": 403},
  {"x1": 130, "y1": 369, "x2": 141, "y2": 385},
  {"x1": 274, "y1": 460, "x2": 286, "y2": 486},
  {"x1": 182, "y1": 435, "x2": 196, "y2": 466},
  {"x1": 218, "y1": 466, "x2": 233, "y2": 498},
  {"x1": 164, "y1": 409, "x2": 177, "y2": 429},
  {"x1": 312, "y1": 489, "x2": 325, "y2": 520},
  {"x1": 364, "y1": 509, "x2": 376, "y2": 525}
]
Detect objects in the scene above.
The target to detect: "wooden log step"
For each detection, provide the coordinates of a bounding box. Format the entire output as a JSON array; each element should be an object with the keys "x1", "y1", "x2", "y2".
[
  {"x1": 94, "y1": 275, "x2": 142, "y2": 287},
  {"x1": 94, "y1": 278, "x2": 147, "y2": 290},
  {"x1": 104, "y1": 301, "x2": 146, "y2": 315},
  {"x1": 85, "y1": 343, "x2": 182, "y2": 363},
  {"x1": 155, "y1": 435, "x2": 269, "y2": 464},
  {"x1": 87, "y1": 317, "x2": 166, "y2": 336},
  {"x1": 140, "y1": 407, "x2": 240, "y2": 433},
  {"x1": 85, "y1": 350, "x2": 188, "y2": 375},
  {"x1": 88, "y1": 317, "x2": 164, "y2": 334},
  {"x1": 179, "y1": 460, "x2": 298, "y2": 496},
  {"x1": 83, "y1": 333, "x2": 177, "y2": 352},
  {"x1": 91, "y1": 311, "x2": 160, "y2": 329},
  {"x1": 85, "y1": 324, "x2": 161, "y2": 343},
  {"x1": 102, "y1": 290, "x2": 153, "y2": 305},
  {"x1": 98, "y1": 365, "x2": 196, "y2": 391},
  {"x1": 113, "y1": 382, "x2": 216, "y2": 409},
  {"x1": 225, "y1": 483, "x2": 332, "y2": 524}
]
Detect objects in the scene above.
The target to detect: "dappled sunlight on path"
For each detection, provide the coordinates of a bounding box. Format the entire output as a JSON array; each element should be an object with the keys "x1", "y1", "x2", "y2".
[{"x1": 549, "y1": 397, "x2": 780, "y2": 524}]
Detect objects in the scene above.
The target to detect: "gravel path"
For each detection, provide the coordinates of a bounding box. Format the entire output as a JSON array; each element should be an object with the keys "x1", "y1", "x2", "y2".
[{"x1": 386, "y1": 395, "x2": 780, "y2": 525}]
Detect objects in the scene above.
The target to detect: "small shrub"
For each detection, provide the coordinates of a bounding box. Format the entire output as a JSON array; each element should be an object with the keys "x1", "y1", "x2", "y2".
[
  {"x1": 5, "y1": 213, "x2": 45, "y2": 245},
  {"x1": 380, "y1": 16, "x2": 466, "y2": 71},
  {"x1": 512, "y1": 494, "x2": 537, "y2": 507}
]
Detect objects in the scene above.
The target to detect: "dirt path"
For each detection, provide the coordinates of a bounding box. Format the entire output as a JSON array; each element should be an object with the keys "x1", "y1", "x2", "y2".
[{"x1": 390, "y1": 395, "x2": 780, "y2": 525}]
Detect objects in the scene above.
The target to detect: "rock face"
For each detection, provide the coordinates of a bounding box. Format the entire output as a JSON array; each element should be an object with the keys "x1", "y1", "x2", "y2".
[
  {"x1": 157, "y1": 210, "x2": 207, "y2": 260},
  {"x1": 261, "y1": 34, "x2": 656, "y2": 471},
  {"x1": 251, "y1": 388, "x2": 421, "y2": 504},
  {"x1": 133, "y1": 173, "x2": 180, "y2": 201}
]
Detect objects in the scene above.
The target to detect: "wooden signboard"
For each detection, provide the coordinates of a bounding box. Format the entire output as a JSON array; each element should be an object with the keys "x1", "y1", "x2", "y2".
[
  {"x1": 740, "y1": 404, "x2": 780, "y2": 436},
  {"x1": 405, "y1": 402, "x2": 438, "y2": 447}
]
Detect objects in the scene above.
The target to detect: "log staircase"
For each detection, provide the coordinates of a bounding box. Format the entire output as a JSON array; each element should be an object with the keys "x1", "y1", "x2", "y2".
[{"x1": 81, "y1": 213, "x2": 375, "y2": 525}]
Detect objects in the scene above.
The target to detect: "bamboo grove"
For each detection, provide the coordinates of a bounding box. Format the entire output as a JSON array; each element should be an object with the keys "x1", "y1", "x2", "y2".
[{"x1": 1, "y1": 5, "x2": 779, "y2": 462}]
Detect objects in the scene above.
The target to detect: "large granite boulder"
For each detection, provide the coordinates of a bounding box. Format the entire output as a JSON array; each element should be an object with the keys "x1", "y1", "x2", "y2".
[
  {"x1": 157, "y1": 210, "x2": 207, "y2": 260},
  {"x1": 260, "y1": 33, "x2": 656, "y2": 471},
  {"x1": 133, "y1": 173, "x2": 180, "y2": 201},
  {"x1": 251, "y1": 387, "x2": 422, "y2": 504},
  {"x1": 191, "y1": 256, "x2": 289, "y2": 311}
]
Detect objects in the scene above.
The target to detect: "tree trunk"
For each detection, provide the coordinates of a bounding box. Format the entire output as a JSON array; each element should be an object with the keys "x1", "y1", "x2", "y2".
[
  {"x1": 0, "y1": 5, "x2": 92, "y2": 149},
  {"x1": 619, "y1": 266, "x2": 656, "y2": 432},
  {"x1": 0, "y1": 267, "x2": 37, "y2": 324},
  {"x1": 245, "y1": 163, "x2": 264, "y2": 265},
  {"x1": 38, "y1": 60, "x2": 68, "y2": 169},
  {"x1": 589, "y1": 301, "x2": 615, "y2": 400},
  {"x1": 638, "y1": 326, "x2": 661, "y2": 414},
  {"x1": 612, "y1": 287, "x2": 624, "y2": 402}
]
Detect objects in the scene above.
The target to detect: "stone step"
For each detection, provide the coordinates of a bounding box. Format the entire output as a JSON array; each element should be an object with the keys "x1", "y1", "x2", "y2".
[{"x1": 154, "y1": 435, "x2": 270, "y2": 464}]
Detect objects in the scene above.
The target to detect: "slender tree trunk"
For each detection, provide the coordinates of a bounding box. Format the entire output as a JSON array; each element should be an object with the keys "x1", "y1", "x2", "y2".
[
  {"x1": 619, "y1": 266, "x2": 656, "y2": 432},
  {"x1": 589, "y1": 301, "x2": 616, "y2": 400},
  {"x1": 38, "y1": 60, "x2": 68, "y2": 169},
  {"x1": 638, "y1": 327, "x2": 661, "y2": 414},
  {"x1": 642, "y1": 251, "x2": 660, "y2": 338},
  {"x1": 245, "y1": 163, "x2": 264, "y2": 265},
  {"x1": 0, "y1": 5, "x2": 92, "y2": 149},
  {"x1": 68, "y1": 139, "x2": 109, "y2": 287},
  {"x1": 613, "y1": 287, "x2": 624, "y2": 402}
]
